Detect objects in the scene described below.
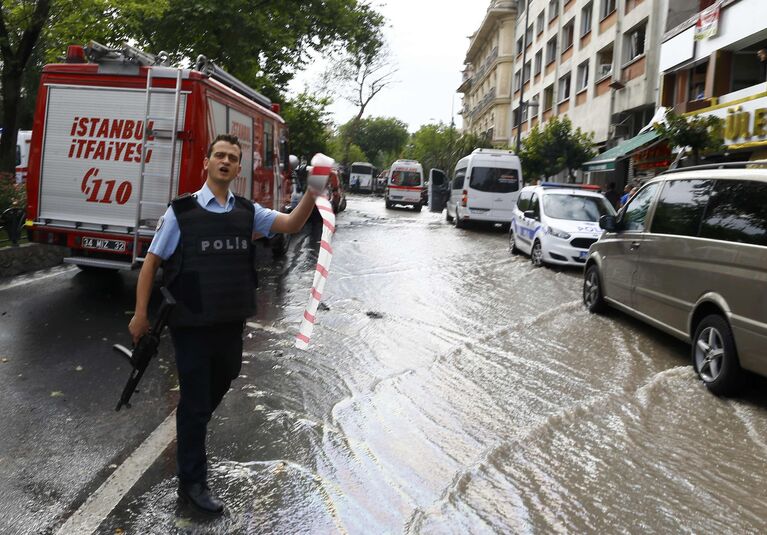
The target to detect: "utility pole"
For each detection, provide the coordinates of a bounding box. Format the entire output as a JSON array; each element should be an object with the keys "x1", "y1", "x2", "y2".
[{"x1": 515, "y1": 0, "x2": 531, "y2": 154}]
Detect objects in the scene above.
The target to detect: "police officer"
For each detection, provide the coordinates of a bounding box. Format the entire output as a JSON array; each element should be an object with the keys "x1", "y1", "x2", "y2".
[{"x1": 128, "y1": 134, "x2": 326, "y2": 515}]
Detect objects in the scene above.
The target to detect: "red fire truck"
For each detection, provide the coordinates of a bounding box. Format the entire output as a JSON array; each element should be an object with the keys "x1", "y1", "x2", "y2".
[{"x1": 25, "y1": 42, "x2": 294, "y2": 270}]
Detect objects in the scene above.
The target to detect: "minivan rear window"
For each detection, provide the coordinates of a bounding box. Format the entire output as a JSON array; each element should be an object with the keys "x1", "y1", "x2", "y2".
[
  {"x1": 700, "y1": 180, "x2": 767, "y2": 246},
  {"x1": 391, "y1": 170, "x2": 421, "y2": 186},
  {"x1": 469, "y1": 167, "x2": 520, "y2": 193}
]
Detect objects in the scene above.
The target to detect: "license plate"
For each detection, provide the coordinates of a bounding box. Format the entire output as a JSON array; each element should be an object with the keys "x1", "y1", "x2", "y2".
[{"x1": 82, "y1": 237, "x2": 127, "y2": 252}]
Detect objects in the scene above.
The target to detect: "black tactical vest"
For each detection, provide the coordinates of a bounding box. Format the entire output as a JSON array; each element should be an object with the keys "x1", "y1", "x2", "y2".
[{"x1": 163, "y1": 193, "x2": 257, "y2": 327}]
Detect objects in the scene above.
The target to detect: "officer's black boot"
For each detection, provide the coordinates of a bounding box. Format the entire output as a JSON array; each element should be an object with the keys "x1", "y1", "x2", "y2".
[{"x1": 178, "y1": 482, "x2": 224, "y2": 515}]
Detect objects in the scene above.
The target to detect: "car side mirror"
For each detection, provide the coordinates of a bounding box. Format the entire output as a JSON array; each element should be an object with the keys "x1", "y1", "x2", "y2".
[
  {"x1": 523, "y1": 210, "x2": 537, "y2": 220},
  {"x1": 600, "y1": 215, "x2": 617, "y2": 232}
]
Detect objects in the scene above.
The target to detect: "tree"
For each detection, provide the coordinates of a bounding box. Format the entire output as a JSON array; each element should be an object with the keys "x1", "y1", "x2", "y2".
[
  {"x1": 519, "y1": 116, "x2": 595, "y2": 182},
  {"x1": 0, "y1": 0, "x2": 52, "y2": 173},
  {"x1": 404, "y1": 122, "x2": 492, "y2": 173},
  {"x1": 322, "y1": 4, "x2": 394, "y2": 164},
  {"x1": 653, "y1": 109, "x2": 723, "y2": 165},
  {"x1": 327, "y1": 135, "x2": 365, "y2": 164},
  {"x1": 338, "y1": 116, "x2": 409, "y2": 164},
  {"x1": 282, "y1": 92, "x2": 332, "y2": 160}
]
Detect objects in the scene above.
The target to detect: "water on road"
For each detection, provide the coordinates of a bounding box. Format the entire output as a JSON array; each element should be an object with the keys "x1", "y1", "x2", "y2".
[{"x1": 6, "y1": 195, "x2": 767, "y2": 534}]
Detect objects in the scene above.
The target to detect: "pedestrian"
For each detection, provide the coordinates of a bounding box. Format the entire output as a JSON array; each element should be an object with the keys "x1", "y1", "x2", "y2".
[
  {"x1": 128, "y1": 134, "x2": 327, "y2": 515},
  {"x1": 758, "y1": 48, "x2": 767, "y2": 81},
  {"x1": 620, "y1": 183, "x2": 633, "y2": 207},
  {"x1": 603, "y1": 181, "x2": 620, "y2": 210}
]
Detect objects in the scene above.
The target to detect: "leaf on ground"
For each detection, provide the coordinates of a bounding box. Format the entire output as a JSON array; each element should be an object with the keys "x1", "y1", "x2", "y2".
[
  {"x1": 1, "y1": 358, "x2": 8, "y2": 363},
  {"x1": 169, "y1": 385, "x2": 180, "y2": 391},
  {"x1": 51, "y1": 391, "x2": 64, "y2": 397},
  {"x1": 75, "y1": 365, "x2": 83, "y2": 371},
  {"x1": 175, "y1": 518, "x2": 194, "y2": 529},
  {"x1": 366, "y1": 311, "x2": 384, "y2": 319}
]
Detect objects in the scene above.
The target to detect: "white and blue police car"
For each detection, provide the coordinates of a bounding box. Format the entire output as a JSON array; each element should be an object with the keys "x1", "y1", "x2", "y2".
[{"x1": 509, "y1": 183, "x2": 616, "y2": 267}]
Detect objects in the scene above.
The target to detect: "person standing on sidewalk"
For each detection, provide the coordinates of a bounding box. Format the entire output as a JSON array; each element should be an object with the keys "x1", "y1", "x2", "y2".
[{"x1": 129, "y1": 134, "x2": 327, "y2": 515}]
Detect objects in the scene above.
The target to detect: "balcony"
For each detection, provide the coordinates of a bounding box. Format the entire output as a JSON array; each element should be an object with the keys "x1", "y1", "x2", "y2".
[{"x1": 470, "y1": 87, "x2": 497, "y2": 119}]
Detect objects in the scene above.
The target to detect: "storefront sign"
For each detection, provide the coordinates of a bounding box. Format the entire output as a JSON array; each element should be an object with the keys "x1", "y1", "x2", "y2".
[
  {"x1": 694, "y1": 1, "x2": 721, "y2": 41},
  {"x1": 632, "y1": 142, "x2": 672, "y2": 171},
  {"x1": 691, "y1": 89, "x2": 767, "y2": 148}
]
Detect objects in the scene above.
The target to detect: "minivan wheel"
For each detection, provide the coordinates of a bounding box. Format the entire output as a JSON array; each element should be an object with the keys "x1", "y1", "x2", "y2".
[
  {"x1": 508, "y1": 230, "x2": 519, "y2": 255},
  {"x1": 445, "y1": 209, "x2": 454, "y2": 222},
  {"x1": 413, "y1": 203, "x2": 422, "y2": 213},
  {"x1": 385, "y1": 199, "x2": 393, "y2": 209},
  {"x1": 531, "y1": 240, "x2": 544, "y2": 267},
  {"x1": 455, "y1": 213, "x2": 467, "y2": 229},
  {"x1": 693, "y1": 314, "x2": 743, "y2": 396},
  {"x1": 583, "y1": 264, "x2": 606, "y2": 313}
]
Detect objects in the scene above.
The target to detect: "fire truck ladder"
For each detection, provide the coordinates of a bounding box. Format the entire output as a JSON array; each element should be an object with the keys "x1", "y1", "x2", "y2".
[{"x1": 131, "y1": 66, "x2": 183, "y2": 266}]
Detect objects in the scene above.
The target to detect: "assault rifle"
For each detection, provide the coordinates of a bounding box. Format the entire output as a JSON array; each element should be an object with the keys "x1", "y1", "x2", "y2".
[{"x1": 114, "y1": 287, "x2": 176, "y2": 411}]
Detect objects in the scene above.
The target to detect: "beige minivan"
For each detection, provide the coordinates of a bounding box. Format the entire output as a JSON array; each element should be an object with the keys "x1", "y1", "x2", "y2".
[{"x1": 583, "y1": 164, "x2": 767, "y2": 396}]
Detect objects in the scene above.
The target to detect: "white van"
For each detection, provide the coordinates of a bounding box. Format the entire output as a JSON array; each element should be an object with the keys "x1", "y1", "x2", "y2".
[
  {"x1": 385, "y1": 159, "x2": 425, "y2": 211},
  {"x1": 350, "y1": 161, "x2": 375, "y2": 192},
  {"x1": 445, "y1": 148, "x2": 522, "y2": 228}
]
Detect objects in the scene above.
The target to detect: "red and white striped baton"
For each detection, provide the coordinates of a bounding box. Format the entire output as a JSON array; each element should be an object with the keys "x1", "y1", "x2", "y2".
[{"x1": 295, "y1": 192, "x2": 336, "y2": 350}]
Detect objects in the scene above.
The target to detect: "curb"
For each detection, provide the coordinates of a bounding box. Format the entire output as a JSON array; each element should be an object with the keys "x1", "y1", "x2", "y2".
[{"x1": 0, "y1": 243, "x2": 68, "y2": 278}]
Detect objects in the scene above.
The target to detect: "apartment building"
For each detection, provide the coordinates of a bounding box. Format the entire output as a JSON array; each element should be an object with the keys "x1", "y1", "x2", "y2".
[
  {"x1": 458, "y1": 1, "x2": 518, "y2": 145},
  {"x1": 659, "y1": 0, "x2": 767, "y2": 161},
  {"x1": 509, "y1": 0, "x2": 668, "y2": 184}
]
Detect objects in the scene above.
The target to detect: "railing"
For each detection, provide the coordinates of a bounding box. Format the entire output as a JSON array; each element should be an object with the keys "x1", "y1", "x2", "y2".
[{"x1": 471, "y1": 87, "x2": 497, "y2": 118}]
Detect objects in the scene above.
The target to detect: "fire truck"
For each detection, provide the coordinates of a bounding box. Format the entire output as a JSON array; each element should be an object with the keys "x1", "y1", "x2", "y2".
[{"x1": 25, "y1": 42, "x2": 294, "y2": 270}]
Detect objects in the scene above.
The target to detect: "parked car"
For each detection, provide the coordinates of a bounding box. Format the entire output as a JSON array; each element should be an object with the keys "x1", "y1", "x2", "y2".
[
  {"x1": 510, "y1": 183, "x2": 615, "y2": 267},
  {"x1": 446, "y1": 148, "x2": 522, "y2": 228},
  {"x1": 583, "y1": 163, "x2": 767, "y2": 396}
]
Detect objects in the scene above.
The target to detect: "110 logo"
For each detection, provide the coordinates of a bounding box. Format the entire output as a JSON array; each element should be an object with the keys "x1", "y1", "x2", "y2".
[{"x1": 81, "y1": 168, "x2": 132, "y2": 204}]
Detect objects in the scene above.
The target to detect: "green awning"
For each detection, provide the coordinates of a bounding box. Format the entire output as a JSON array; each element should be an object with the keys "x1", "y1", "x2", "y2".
[{"x1": 581, "y1": 130, "x2": 661, "y2": 172}]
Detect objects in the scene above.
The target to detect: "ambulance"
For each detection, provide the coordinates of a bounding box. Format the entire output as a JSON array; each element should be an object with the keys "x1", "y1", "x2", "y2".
[
  {"x1": 385, "y1": 159, "x2": 424, "y2": 211},
  {"x1": 25, "y1": 41, "x2": 294, "y2": 270}
]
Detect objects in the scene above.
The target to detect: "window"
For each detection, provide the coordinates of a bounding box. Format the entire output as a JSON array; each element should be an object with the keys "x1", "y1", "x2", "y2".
[
  {"x1": 544, "y1": 85, "x2": 554, "y2": 110},
  {"x1": 452, "y1": 167, "x2": 467, "y2": 190},
  {"x1": 470, "y1": 167, "x2": 520, "y2": 193},
  {"x1": 546, "y1": 36, "x2": 558, "y2": 65},
  {"x1": 523, "y1": 60, "x2": 532, "y2": 83},
  {"x1": 517, "y1": 36, "x2": 524, "y2": 55},
  {"x1": 263, "y1": 121, "x2": 274, "y2": 168},
  {"x1": 534, "y1": 50, "x2": 543, "y2": 76},
  {"x1": 622, "y1": 182, "x2": 660, "y2": 231},
  {"x1": 624, "y1": 23, "x2": 646, "y2": 63},
  {"x1": 537, "y1": 11, "x2": 545, "y2": 34},
  {"x1": 581, "y1": 2, "x2": 593, "y2": 35},
  {"x1": 558, "y1": 72, "x2": 572, "y2": 101},
  {"x1": 526, "y1": 25, "x2": 534, "y2": 46},
  {"x1": 562, "y1": 20, "x2": 575, "y2": 50},
  {"x1": 576, "y1": 61, "x2": 589, "y2": 91},
  {"x1": 651, "y1": 180, "x2": 713, "y2": 236},
  {"x1": 543, "y1": 194, "x2": 614, "y2": 221},
  {"x1": 549, "y1": 0, "x2": 559, "y2": 22},
  {"x1": 601, "y1": 0, "x2": 616, "y2": 19},
  {"x1": 700, "y1": 180, "x2": 767, "y2": 246},
  {"x1": 530, "y1": 193, "x2": 541, "y2": 218},
  {"x1": 597, "y1": 45, "x2": 614, "y2": 79},
  {"x1": 517, "y1": 189, "x2": 532, "y2": 211},
  {"x1": 513, "y1": 70, "x2": 522, "y2": 91}
]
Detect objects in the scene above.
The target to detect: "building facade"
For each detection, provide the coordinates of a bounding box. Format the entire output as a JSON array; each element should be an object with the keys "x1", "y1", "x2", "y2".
[
  {"x1": 511, "y1": 0, "x2": 668, "y2": 153},
  {"x1": 658, "y1": 0, "x2": 767, "y2": 161},
  {"x1": 458, "y1": 1, "x2": 518, "y2": 145}
]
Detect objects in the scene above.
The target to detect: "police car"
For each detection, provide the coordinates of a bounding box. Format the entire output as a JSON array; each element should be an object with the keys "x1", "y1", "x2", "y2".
[{"x1": 509, "y1": 183, "x2": 616, "y2": 267}]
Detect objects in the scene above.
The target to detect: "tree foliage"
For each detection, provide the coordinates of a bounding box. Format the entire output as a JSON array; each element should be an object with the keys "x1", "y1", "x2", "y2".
[
  {"x1": 653, "y1": 109, "x2": 723, "y2": 165},
  {"x1": 282, "y1": 92, "x2": 332, "y2": 161},
  {"x1": 403, "y1": 123, "x2": 492, "y2": 174},
  {"x1": 338, "y1": 116, "x2": 409, "y2": 166},
  {"x1": 327, "y1": 136, "x2": 366, "y2": 165},
  {"x1": 0, "y1": 0, "x2": 386, "y2": 172},
  {"x1": 519, "y1": 116, "x2": 595, "y2": 181}
]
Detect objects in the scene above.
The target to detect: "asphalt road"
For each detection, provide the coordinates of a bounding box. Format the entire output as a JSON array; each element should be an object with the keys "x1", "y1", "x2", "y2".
[{"x1": 2, "y1": 194, "x2": 766, "y2": 534}]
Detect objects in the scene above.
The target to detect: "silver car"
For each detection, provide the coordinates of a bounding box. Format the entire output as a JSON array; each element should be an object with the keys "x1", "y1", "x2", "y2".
[{"x1": 583, "y1": 163, "x2": 767, "y2": 396}]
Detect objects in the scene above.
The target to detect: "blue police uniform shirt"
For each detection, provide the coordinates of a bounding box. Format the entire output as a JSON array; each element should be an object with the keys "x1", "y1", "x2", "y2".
[{"x1": 148, "y1": 183, "x2": 279, "y2": 260}]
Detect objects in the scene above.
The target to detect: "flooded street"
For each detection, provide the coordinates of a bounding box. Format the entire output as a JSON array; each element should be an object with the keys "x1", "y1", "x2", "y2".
[
  {"x1": 4, "y1": 195, "x2": 767, "y2": 534},
  {"x1": 101, "y1": 194, "x2": 767, "y2": 534}
]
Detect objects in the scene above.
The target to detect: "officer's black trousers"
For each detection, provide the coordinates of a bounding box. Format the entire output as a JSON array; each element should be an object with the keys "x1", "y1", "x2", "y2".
[{"x1": 170, "y1": 321, "x2": 244, "y2": 486}]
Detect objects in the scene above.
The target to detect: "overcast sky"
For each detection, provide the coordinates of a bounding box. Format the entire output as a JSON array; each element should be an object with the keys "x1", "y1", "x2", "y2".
[{"x1": 289, "y1": 0, "x2": 491, "y2": 132}]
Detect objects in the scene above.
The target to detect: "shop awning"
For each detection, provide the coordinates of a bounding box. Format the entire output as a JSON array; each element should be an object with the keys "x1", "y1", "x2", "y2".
[{"x1": 582, "y1": 130, "x2": 661, "y2": 172}]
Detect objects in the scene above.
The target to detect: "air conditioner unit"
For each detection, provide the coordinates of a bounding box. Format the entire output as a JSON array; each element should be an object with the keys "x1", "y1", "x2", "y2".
[{"x1": 598, "y1": 64, "x2": 612, "y2": 77}]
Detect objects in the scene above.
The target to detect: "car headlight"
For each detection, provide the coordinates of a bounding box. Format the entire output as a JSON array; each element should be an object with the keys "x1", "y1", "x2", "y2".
[{"x1": 545, "y1": 226, "x2": 571, "y2": 240}]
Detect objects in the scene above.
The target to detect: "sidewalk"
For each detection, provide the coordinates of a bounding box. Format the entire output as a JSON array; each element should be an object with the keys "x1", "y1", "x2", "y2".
[{"x1": 0, "y1": 242, "x2": 68, "y2": 278}]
